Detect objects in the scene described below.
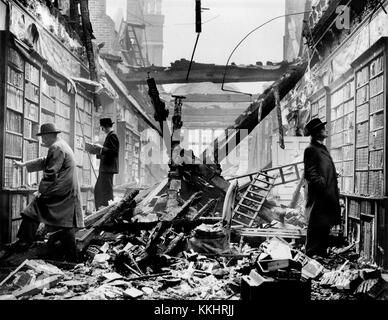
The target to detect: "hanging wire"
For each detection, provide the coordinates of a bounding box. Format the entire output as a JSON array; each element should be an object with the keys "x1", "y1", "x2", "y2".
[{"x1": 221, "y1": 11, "x2": 313, "y2": 96}]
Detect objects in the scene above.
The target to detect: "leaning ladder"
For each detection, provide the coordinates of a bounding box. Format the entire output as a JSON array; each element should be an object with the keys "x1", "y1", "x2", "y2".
[{"x1": 231, "y1": 171, "x2": 277, "y2": 227}]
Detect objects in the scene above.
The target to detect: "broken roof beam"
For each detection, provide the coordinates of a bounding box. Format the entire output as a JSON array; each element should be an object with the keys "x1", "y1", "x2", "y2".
[
  {"x1": 202, "y1": 60, "x2": 307, "y2": 162},
  {"x1": 119, "y1": 61, "x2": 291, "y2": 85}
]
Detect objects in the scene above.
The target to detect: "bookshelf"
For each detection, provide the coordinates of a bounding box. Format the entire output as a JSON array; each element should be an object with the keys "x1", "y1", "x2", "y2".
[
  {"x1": 329, "y1": 79, "x2": 355, "y2": 194},
  {"x1": 354, "y1": 54, "x2": 385, "y2": 196},
  {"x1": 310, "y1": 94, "x2": 327, "y2": 122},
  {"x1": 117, "y1": 121, "x2": 141, "y2": 185},
  {"x1": 75, "y1": 92, "x2": 95, "y2": 212},
  {"x1": 341, "y1": 37, "x2": 388, "y2": 268}
]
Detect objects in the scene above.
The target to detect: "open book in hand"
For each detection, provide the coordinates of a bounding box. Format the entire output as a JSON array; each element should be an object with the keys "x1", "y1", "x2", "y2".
[{"x1": 85, "y1": 142, "x2": 102, "y2": 154}]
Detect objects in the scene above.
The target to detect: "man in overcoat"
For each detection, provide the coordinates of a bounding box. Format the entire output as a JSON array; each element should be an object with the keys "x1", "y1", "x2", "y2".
[
  {"x1": 90, "y1": 118, "x2": 119, "y2": 210},
  {"x1": 303, "y1": 118, "x2": 341, "y2": 258},
  {"x1": 13, "y1": 123, "x2": 84, "y2": 261}
]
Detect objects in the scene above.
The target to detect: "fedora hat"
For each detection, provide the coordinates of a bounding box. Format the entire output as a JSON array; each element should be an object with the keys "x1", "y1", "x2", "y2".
[
  {"x1": 304, "y1": 118, "x2": 327, "y2": 136},
  {"x1": 100, "y1": 118, "x2": 114, "y2": 127},
  {"x1": 36, "y1": 123, "x2": 61, "y2": 136}
]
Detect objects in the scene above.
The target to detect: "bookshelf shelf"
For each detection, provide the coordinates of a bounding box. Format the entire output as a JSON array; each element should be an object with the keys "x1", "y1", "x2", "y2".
[
  {"x1": 370, "y1": 126, "x2": 384, "y2": 132},
  {"x1": 4, "y1": 155, "x2": 22, "y2": 160},
  {"x1": 24, "y1": 96, "x2": 39, "y2": 105},
  {"x1": 369, "y1": 69, "x2": 384, "y2": 80},
  {"x1": 5, "y1": 130, "x2": 23, "y2": 137},
  {"x1": 370, "y1": 109, "x2": 384, "y2": 116},
  {"x1": 369, "y1": 90, "x2": 384, "y2": 99},
  {"x1": 361, "y1": 213, "x2": 375, "y2": 218},
  {"x1": 8, "y1": 62, "x2": 24, "y2": 73},
  {"x1": 6, "y1": 82, "x2": 23, "y2": 91},
  {"x1": 24, "y1": 137, "x2": 39, "y2": 143}
]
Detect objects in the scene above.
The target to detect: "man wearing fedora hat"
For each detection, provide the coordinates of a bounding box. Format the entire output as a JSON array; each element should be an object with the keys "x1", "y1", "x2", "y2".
[
  {"x1": 88, "y1": 118, "x2": 119, "y2": 210},
  {"x1": 303, "y1": 118, "x2": 341, "y2": 258},
  {"x1": 13, "y1": 123, "x2": 84, "y2": 261}
]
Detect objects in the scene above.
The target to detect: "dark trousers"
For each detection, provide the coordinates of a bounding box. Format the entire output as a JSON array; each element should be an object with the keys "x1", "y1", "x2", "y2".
[
  {"x1": 17, "y1": 216, "x2": 77, "y2": 261},
  {"x1": 305, "y1": 225, "x2": 331, "y2": 257},
  {"x1": 94, "y1": 172, "x2": 114, "y2": 210}
]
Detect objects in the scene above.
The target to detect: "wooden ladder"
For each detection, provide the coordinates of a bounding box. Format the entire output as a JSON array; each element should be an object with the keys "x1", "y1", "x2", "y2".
[
  {"x1": 126, "y1": 23, "x2": 147, "y2": 67},
  {"x1": 232, "y1": 171, "x2": 277, "y2": 227}
]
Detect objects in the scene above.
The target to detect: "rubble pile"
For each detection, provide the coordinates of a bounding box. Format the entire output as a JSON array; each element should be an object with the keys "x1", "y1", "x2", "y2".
[{"x1": 1, "y1": 181, "x2": 387, "y2": 301}]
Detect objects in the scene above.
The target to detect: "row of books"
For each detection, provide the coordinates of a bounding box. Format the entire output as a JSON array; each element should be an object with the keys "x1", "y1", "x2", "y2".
[
  {"x1": 341, "y1": 176, "x2": 354, "y2": 194},
  {"x1": 5, "y1": 133, "x2": 23, "y2": 157},
  {"x1": 344, "y1": 99, "x2": 355, "y2": 114},
  {"x1": 368, "y1": 171, "x2": 384, "y2": 196},
  {"x1": 7, "y1": 84, "x2": 24, "y2": 113},
  {"x1": 370, "y1": 55, "x2": 383, "y2": 78},
  {"x1": 10, "y1": 219, "x2": 23, "y2": 243},
  {"x1": 25, "y1": 101, "x2": 39, "y2": 122},
  {"x1": 10, "y1": 194, "x2": 29, "y2": 220},
  {"x1": 370, "y1": 112, "x2": 384, "y2": 130},
  {"x1": 6, "y1": 109, "x2": 23, "y2": 134},
  {"x1": 361, "y1": 219, "x2": 374, "y2": 261},
  {"x1": 356, "y1": 84, "x2": 369, "y2": 106},
  {"x1": 57, "y1": 86, "x2": 72, "y2": 105},
  {"x1": 370, "y1": 75, "x2": 384, "y2": 97},
  {"x1": 76, "y1": 122, "x2": 92, "y2": 138},
  {"x1": 8, "y1": 48, "x2": 23, "y2": 69},
  {"x1": 7, "y1": 66, "x2": 24, "y2": 88},
  {"x1": 356, "y1": 65, "x2": 369, "y2": 88},
  {"x1": 25, "y1": 81, "x2": 40, "y2": 104},
  {"x1": 41, "y1": 94, "x2": 56, "y2": 114},
  {"x1": 355, "y1": 171, "x2": 369, "y2": 195},
  {"x1": 25, "y1": 63, "x2": 40, "y2": 86},
  {"x1": 356, "y1": 122, "x2": 368, "y2": 146},
  {"x1": 41, "y1": 110, "x2": 55, "y2": 124},
  {"x1": 56, "y1": 101, "x2": 71, "y2": 118},
  {"x1": 24, "y1": 120, "x2": 39, "y2": 139},
  {"x1": 356, "y1": 147, "x2": 368, "y2": 170},
  {"x1": 369, "y1": 150, "x2": 384, "y2": 169},
  {"x1": 24, "y1": 170, "x2": 39, "y2": 186},
  {"x1": 54, "y1": 115, "x2": 71, "y2": 132},
  {"x1": 356, "y1": 103, "x2": 368, "y2": 123},
  {"x1": 349, "y1": 200, "x2": 361, "y2": 218},
  {"x1": 41, "y1": 77, "x2": 57, "y2": 98},
  {"x1": 370, "y1": 129, "x2": 384, "y2": 149},
  {"x1": 343, "y1": 145, "x2": 354, "y2": 160},
  {"x1": 370, "y1": 93, "x2": 384, "y2": 114},
  {"x1": 342, "y1": 160, "x2": 353, "y2": 176},
  {"x1": 23, "y1": 140, "x2": 39, "y2": 161},
  {"x1": 4, "y1": 158, "x2": 22, "y2": 188}
]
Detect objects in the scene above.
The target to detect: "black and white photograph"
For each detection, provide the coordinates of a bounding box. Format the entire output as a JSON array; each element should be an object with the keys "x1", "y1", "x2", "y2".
[{"x1": 0, "y1": 0, "x2": 388, "y2": 314}]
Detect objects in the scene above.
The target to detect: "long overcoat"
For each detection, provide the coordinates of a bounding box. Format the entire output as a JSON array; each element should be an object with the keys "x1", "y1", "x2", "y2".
[
  {"x1": 22, "y1": 138, "x2": 84, "y2": 228},
  {"x1": 304, "y1": 139, "x2": 341, "y2": 227}
]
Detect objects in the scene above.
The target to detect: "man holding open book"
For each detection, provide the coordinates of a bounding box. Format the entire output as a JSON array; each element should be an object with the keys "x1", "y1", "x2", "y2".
[{"x1": 86, "y1": 118, "x2": 119, "y2": 210}]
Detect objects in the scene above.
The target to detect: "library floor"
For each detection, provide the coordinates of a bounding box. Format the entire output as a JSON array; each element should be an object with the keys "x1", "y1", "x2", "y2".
[{"x1": 1, "y1": 237, "x2": 388, "y2": 300}]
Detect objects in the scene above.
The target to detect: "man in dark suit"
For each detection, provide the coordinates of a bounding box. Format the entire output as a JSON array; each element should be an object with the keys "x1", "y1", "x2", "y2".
[
  {"x1": 303, "y1": 118, "x2": 341, "y2": 258},
  {"x1": 90, "y1": 118, "x2": 119, "y2": 210}
]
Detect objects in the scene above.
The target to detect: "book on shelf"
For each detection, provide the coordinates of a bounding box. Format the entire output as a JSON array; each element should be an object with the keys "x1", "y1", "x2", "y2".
[
  {"x1": 355, "y1": 147, "x2": 368, "y2": 169},
  {"x1": 369, "y1": 150, "x2": 383, "y2": 169},
  {"x1": 370, "y1": 93, "x2": 384, "y2": 113},
  {"x1": 7, "y1": 66, "x2": 24, "y2": 87},
  {"x1": 8, "y1": 48, "x2": 24, "y2": 69},
  {"x1": 6, "y1": 84, "x2": 24, "y2": 113},
  {"x1": 369, "y1": 129, "x2": 384, "y2": 149},
  {"x1": 369, "y1": 112, "x2": 384, "y2": 130},
  {"x1": 370, "y1": 56, "x2": 383, "y2": 77},
  {"x1": 369, "y1": 75, "x2": 383, "y2": 97},
  {"x1": 25, "y1": 81, "x2": 39, "y2": 104},
  {"x1": 6, "y1": 109, "x2": 23, "y2": 133},
  {"x1": 4, "y1": 158, "x2": 22, "y2": 188},
  {"x1": 356, "y1": 85, "x2": 369, "y2": 105},
  {"x1": 356, "y1": 66, "x2": 369, "y2": 88},
  {"x1": 5, "y1": 133, "x2": 23, "y2": 157},
  {"x1": 25, "y1": 101, "x2": 39, "y2": 122}
]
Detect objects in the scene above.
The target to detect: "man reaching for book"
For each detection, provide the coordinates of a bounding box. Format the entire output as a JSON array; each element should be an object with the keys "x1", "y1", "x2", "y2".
[{"x1": 12, "y1": 123, "x2": 84, "y2": 261}]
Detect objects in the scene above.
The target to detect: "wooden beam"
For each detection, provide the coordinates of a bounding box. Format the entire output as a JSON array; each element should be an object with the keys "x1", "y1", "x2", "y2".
[{"x1": 119, "y1": 62, "x2": 291, "y2": 85}]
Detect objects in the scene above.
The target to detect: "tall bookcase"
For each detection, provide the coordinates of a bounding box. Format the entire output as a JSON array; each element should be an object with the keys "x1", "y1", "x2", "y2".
[
  {"x1": 330, "y1": 78, "x2": 355, "y2": 194},
  {"x1": 2, "y1": 46, "x2": 42, "y2": 242},
  {"x1": 117, "y1": 121, "x2": 141, "y2": 185},
  {"x1": 343, "y1": 37, "x2": 388, "y2": 267},
  {"x1": 75, "y1": 92, "x2": 94, "y2": 212}
]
